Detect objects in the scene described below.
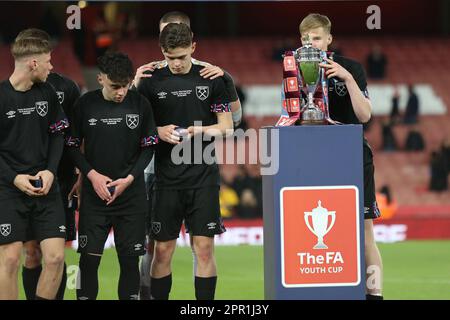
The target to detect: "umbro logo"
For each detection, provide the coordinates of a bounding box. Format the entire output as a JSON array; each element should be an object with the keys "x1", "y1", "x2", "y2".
[
  {"x1": 6, "y1": 110, "x2": 16, "y2": 118},
  {"x1": 59, "y1": 225, "x2": 66, "y2": 233},
  {"x1": 157, "y1": 91, "x2": 167, "y2": 99},
  {"x1": 88, "y1": 118, "x2": 97, "y2": 126},
  {"x1": 134, "y1": 244, "x2": 142, "y2": 251},
  {"x1": 207, "y1": 222, "x2": 217, "y2": 230}
]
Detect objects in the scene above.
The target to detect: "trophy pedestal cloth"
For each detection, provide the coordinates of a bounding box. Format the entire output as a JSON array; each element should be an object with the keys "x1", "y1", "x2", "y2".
[{"x1": 262, "y1": 125, "x2": 366, "y2": 300}]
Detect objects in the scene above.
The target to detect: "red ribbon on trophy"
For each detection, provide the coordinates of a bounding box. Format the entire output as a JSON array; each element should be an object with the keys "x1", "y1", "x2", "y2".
[{"x1": 276, "y1": 51, "x2": 302, "y2": 126}]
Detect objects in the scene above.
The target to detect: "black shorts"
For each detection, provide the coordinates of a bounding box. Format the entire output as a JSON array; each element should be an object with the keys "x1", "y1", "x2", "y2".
[
  {"x1": 25, "y1": 178, "x2": 77, "y2": 242},
  {"x1": 151, "y1": 187, "x2": 226, "y2": 241},
  {"x1": 0, "y1": 193, "x2": 66, "y2": 245},
  {"x1": 77, "y1": 211, "x2": 146, "y2": 256},
  {"x1": 363, "y1": 141, "x2": 381, "y2": 220}
]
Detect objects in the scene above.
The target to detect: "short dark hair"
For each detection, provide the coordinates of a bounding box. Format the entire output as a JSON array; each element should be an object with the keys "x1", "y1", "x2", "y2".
[
  {"x1": 159, "y1": 23, "x2": 192, "y2": 52},
  {"x1": 97, "y1": 52, "x2": 134, "y2": 85},
  {"x1": 159, "y1": 11, "x2": 191, "y2": 28}
]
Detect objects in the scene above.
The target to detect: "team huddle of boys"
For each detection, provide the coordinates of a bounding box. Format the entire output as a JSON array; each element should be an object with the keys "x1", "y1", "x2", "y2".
[{"x1": 0, "y1": 11, "x2": 383, "y2": 300}]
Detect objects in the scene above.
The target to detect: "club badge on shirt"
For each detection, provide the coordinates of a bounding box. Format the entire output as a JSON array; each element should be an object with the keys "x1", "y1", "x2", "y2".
[
  {"x1": 126, "y1": 114, "x2": 139, "y2": 129},
  {"x1": 334, "y1": 81, "x2": 348, "y2": 96},
  {"x1": 56, "y1": 91, "x2": 65, "y2": 104},
  {"x1": 35, "y1": 101, "x2": 48, "y2": 117},
  {"x1": 196, "y1": 86, "x2": 209, "y2": 101}
]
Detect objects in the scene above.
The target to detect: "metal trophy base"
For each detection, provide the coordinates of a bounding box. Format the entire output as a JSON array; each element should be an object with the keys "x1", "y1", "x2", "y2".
[
  {"x1": 301, "y1": 107, "x2": 326, "y2": 125},
  {"x1": 301, "y1": 119, "x2": 327, "y2": 125}
]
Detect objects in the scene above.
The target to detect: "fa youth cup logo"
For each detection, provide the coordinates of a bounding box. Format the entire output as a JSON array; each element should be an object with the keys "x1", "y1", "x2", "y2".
[
  {"x1": 0, "y1": 224, "x2": 11, "y2": 237},
  {"x1": 35, "y1": 101, "x2": 48, "y2": 117},
  {"x1": 304, "y1": 200, "x2": 336, "y2": 249},
  {"x1": 126, "y1": 114, "x2": 139, "y2": 129},
  {"x1": 196, "y1": 86, "x2": 209, "y2": 101}
]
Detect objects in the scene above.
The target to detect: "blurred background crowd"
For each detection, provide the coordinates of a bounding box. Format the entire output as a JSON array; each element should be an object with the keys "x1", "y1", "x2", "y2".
[{"x1": 1, "y1": 0, "x2": 449, "y2": 221}]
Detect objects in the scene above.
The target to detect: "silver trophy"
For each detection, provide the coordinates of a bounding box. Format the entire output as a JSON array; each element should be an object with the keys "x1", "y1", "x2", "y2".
[
  {"x1": 304, "y1": 200, "x2": 336, "y2": 249},
  {"x1": 294, "y1": 40, "x2": 326, "y2": 124}
]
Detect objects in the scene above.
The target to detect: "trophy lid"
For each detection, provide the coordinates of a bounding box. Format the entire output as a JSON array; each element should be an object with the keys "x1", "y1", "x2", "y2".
[
  {"x1": 299, "y1": 46, "x2": 321, "y2": 62},
  {"x1": 312, "y1": 200, "x2": 328, "y2": 214}
]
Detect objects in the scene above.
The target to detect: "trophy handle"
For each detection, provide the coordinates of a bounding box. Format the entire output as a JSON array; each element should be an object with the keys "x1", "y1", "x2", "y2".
[
  {"x1": 324, "y1": 211, "x2": 336, "y2": 236},
  {"x1": 304, "y1": 212, "x2": 316, "y2": 236}
]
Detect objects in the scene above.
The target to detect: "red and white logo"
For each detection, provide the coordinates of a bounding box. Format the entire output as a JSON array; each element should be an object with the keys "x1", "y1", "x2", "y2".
[
  {"x1": 283, "y1": 56, "x2": 297, "y2": 72},
  {"x1": 287, "y1": 98, "x2": 300, "y2": 112},
  {"x1": 285, "y1": 77, "x2": 299, "y2": 92},
  {"x1": 280, "y1": 186, "x2": 361, "y2": 287}
]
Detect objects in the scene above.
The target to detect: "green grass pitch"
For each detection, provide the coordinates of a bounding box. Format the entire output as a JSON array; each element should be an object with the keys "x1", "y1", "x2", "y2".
[{"x1": 18, "y1": 240, "x2": 450, "y2": 300}]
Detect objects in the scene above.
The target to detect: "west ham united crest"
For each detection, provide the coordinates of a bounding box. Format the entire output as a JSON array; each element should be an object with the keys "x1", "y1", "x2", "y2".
[
  {"x1": 334, "y1": 81, "x2": 348, "y2": 96},
  {"x1": 56, "y1": 91, "x2": 65, "y2": 104},
  {"x1": 35, "y1": 101, "x2": 48, "y2": 117},
  {"x1": 152, "y1": 222, "x2": 161, "y2": 235},
  {"x1": 78, "y1": 235, "x2": 88, "y2": 248},
  {"x1": 196, "y1": 86, "x2": 209, "y2": 101},
  {"x1": 0, "y1": 224, "x2": 11, "y2": 237},
  {"x1": 126, "y1": 114, "x2": 139, "y2": 129}
]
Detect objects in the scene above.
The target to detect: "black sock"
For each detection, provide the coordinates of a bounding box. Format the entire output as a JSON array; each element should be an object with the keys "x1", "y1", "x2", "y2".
[
  {"x1": 22, "y1": 265, "x2": 42, "y2": 300},
  {"x1": 366, "y1": 294, "x2": 383, "y2": 300},
  {"x1": 150, "y1": 274, "x2": 172, "y2": 300},
  {"x1": 118, "y1": 255, "x2": 140, "y2": 300},
  {"x1": 195, "y1": 276, "x2": 217, "y2": 300},
  {"x1": 55, "y1": 263, "x2": 67, "y2": 300},
  {"x1": 76, "y1": 254, "x2": 101, "y2": 300}
]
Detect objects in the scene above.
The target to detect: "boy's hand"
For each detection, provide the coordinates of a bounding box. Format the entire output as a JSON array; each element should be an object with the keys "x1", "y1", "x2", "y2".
[
  {"x1": 199, "y1": 65, "x2": 224, "y2": 80},
  {"x1": 319, "y1": 58, "x2": 352, "y2": 82}
]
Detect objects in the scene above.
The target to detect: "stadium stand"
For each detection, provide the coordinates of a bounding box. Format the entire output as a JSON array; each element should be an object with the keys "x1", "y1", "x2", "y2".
[{"x1": 1, "y1": 36, "x2": 448, "y2": 218}]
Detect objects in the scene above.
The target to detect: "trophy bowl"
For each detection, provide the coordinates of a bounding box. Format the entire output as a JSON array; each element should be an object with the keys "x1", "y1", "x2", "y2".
[{"x1": 298, "y1": 47, "x2": 321, "y2": 87}]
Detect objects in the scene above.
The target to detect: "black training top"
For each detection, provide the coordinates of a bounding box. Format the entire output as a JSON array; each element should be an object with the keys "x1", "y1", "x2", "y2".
[
  {"x1": 47, "y1": 72, "x2": 81, "y2": 183},
  {"x1": 327, "y1": 54, "x2": 370, "y2": 125},
  {"x1": 138, "y1": 63, "x2": 231, "y2": 190},
  {"x1": 0, "y1": 80, "x2": 68, "y2": 198},
  {"x1": 66, "y1": 89, "x2": 158, "y2": 214}
]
